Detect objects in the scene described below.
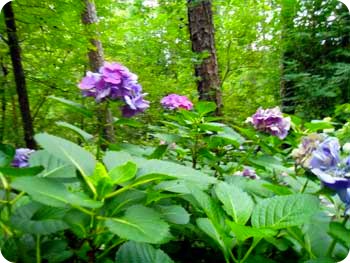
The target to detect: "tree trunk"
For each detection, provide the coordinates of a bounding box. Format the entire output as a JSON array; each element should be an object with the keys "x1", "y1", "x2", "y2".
[
  {"x1": 3, "y1": 2, "x2": 36, "y2": 149},
  {"x1": 187, "y1": 0, "x2": 222, "y2": 115},
  {"x1": 0, "y1": 61, "x2": 8, "y2": 142},
  {"x1": 81, "y1": 0, "x2": 115, "y2": 145}
]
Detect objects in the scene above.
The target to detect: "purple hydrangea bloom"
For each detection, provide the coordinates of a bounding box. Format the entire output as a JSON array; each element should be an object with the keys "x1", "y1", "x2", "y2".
[
  {"x1": 246, "y1": 107, "x2": 291, "y2": 139},
  {"x1": 11, "y1": 148, "x2": 35, "y2": 168},
  {"x1": 78, "y1": 61, "x2": 149, "y2": 117},
  {"x1": 122, "y1": 94, "x2": 150, "y2": 117},
  {"x1": 161, "y1": 94, "x2": 193, "y2": 110},
  {"x1": 309, "y1": 137, "x2": 340, "y2": 171},
  {"x1": 242, "y1": 168, "x2": 259, "y2": 179},
  {"x1": 311, "y1": 168, "x2": 350, "y2": 214}
]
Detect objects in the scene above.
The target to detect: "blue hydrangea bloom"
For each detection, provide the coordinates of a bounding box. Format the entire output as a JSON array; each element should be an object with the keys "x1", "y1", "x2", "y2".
[{"x1": 11, "y1": 148, "x2": 34, "y2": 168}]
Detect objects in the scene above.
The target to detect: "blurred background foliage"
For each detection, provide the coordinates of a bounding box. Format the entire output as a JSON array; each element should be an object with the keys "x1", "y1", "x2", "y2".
[{"x1": 0, "y1": 0, "x2": 349, "y2": 145}]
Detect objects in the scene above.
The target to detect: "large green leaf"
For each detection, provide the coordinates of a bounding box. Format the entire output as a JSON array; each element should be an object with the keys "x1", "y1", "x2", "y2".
[
  {"x1": 29, "y1": 150, "x2": 76, "y2": 178},
  {"x1": 134, "y1": 158, "x2": 217, "y2": 188},
  {"x1": 35, "y1": 133, "x2": 96, "y2": 178},
  {"x1": 105, "y1": 205, "x2": 170, "y2": 244},
  {"x1": 115, "y1": 241, "x2": 174, "y2": 263},
  {"x1": 11, "y1": 177, "x2": 102, "y2": 209},
  {"x1": 56, "y1": 121, "x2": 94, "y2": 142},
  {"x1": 0, "y1": 166, "x2": 44, "y2": 177},
  {"x1": 0, "y1": 143, "x2": 15, "y2": 167},
  {"x1": 251, "y1": 194, "x2": 319, "y2": 229},
  {"x1": 156, "y1": 205, "x2": 190, "y2": 225},
  {"x1": 215, "y1": 182, "x2": 254, "y2": 225},
  {"x1": 103, "y1": 151, "x2": 133, "y2": 171},
  {"x1": 49, "y1": 96, "x2": 93, "y2": 118},
  {"x1": 11, "y1": 202, "x2": 68, "y2": 234}
]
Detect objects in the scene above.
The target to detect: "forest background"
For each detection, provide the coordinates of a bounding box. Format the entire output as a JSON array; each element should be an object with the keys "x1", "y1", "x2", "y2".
[{"x1": 0, "y1": 0, "x2": 349, "y2": 147}]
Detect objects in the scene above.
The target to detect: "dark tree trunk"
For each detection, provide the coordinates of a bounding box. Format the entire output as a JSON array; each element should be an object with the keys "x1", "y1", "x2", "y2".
[
  {"x1": 81, "y1": 0, "x2": 115, "y2": 145},
  {"x1": 0, "y1": 61, "x2": 8, "y2": 142},
  {"x1": 187, "y1": 0, "x2": 222, "y2": 115},
  {"x1": 3, "y1": 2, "x2": 36, "y2": 149}
]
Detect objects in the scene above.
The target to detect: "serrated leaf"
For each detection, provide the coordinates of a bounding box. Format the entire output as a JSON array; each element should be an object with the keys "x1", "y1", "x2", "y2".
[
  {"x1": 157, "y1": 205, "x2": 190, "y2": 225},
  {"x1": 0, "y1": 166, "x2": 44, "y2": 177},
  {"x1": 29, "y1": 150, "x2": 76, "y2": 178},
  {"x1": 329, "y1": 221, "x2": 350, "y2": 248},
  {"x1": 226, "y1": 221, "x2": 276, "y2": 242},
  {"x1": 11, "y1": 202, "x2": 68, "y2": 234},
  {"x1": 105, "y1": 205, "x2": 170, "y2": 244},
  {"x1": 251, "y1": 194, "x2": 319, "y2": 229},
  {"x1": 115, "y1": 241, "x2": 174, "y2": 263},
  {"x1": 11, "y1": 177, "x2": 102, "y2": 208},
  {"x1": 215, "y1": 182, "x2": 254, "y2": 224},
  {"x1": 195, "y1": 101, "x2": 217, "y2": 115},
  {"x1": 35, "y1": 133, "x2": 96, "y2": 178},
  {"x1": 103, "y1": 151, "x2": 133, "y2": 170}
]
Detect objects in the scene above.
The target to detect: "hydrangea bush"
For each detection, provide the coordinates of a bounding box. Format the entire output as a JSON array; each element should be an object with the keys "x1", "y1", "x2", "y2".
[{"x1": 1, "y1": 103, "x2": 350, "y2": 263}]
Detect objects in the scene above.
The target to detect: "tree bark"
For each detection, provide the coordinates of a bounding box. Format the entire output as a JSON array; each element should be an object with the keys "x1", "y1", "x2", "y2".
[
  {"x1": 3, "y1": 2, "x2": 36, "y2": 148},
  {"x1": 0, "y1": 60, "x2": 8, "y2": 142},
  {"x1": 81, "y1": 0, "x2": 115, "y2": 145},
  {"x1": 187, "y1": 0, "x2": 222, "y2": 115}
]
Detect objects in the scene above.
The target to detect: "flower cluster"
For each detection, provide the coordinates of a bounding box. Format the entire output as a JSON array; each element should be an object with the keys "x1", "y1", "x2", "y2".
[
  {"x1": 295, "y1": 135, "x2": 350, "y2": 214},
  {"x1": 161, "y1": 94, "x2": 193, "y2": 110},
  {"x1": 79, "y1": 62, "x2": 149, "y2": 117},
  {"x1": 246, "y1": 107, "x2": 291, "y2": 139},
  {"x1": 292, "y1": 133, "x2": 325, "y2": 168},
  {"x1": 234, "y1": 168, "x2": 259, "y2": 180},
  {"x1": 11, "y1": 148, "x2": 35, "y2": 168}
]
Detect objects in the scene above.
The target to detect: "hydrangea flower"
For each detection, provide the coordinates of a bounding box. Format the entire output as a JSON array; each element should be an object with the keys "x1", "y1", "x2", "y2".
[
  {"x1": 309, "y1": 137, "x2": 340, "y2": 171},
  {"x1": 11, "y1": 148, "x2": 35, "y2": 168},
  {"x1": 292, "y1": 133, "x2": 325, "y2": 168},
  {"x1": 242, "y1": 168, "x2": 259, "y2": 180},
  {"x1": 311, "y1": 168, "x2": 350, "y2": 215},
  {"x1": 160, "y1": 94, "x2": 193, "y2": 110},
  {"x1": 246, "y1": 107, "x2": 291, "y2": 139},
  {"x1": 78, "y1": 62, "x2": 149, "y2": 117}
]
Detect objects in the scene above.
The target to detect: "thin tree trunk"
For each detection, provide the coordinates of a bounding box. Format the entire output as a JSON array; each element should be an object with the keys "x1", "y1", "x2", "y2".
[
  {"x1": 81, "y1": 0, "x2": 115, "y2": 146},
  {"x1": 187, "y1": 0, "x2": 222, "y2": 115},
  {"x1": 0, "y1": 61, "x2": 8, "y2": 142},
  {"x1": 3, "y1": 2, "x2": 36, "y2": 148}
]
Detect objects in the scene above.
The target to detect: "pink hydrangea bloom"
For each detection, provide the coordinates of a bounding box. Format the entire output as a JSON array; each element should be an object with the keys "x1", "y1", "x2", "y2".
[{"x1": 160, "y1": 94, "x2": 193, "y2": 110}]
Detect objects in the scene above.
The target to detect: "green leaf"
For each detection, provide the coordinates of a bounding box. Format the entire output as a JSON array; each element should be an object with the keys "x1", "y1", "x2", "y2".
[
  {"x1": 195, "y1": 101, "x2": 217, "y2": 115},
  {"x1": 34, "y1": 133, "x2": 96, "y2": 178},
  {"x1": 304, "y1": 121, "x2": 334, "y2": 132},
  {"x1": 329, "y1": 221, "x2": 350, "y2": 247},
  {"x1": 49, "y1": 96, "x2": 93, "y2": 118},
  {"x1": 115, "y1": 241, "x2": 174, "y2": 263},
  {"x1": 88, "y1": 162, "x2": 113, "y2": 198},
  {"x1": 248, "y1": 155, "x2": 287, "y2": 171},
  {"x1": 0, "y1": 143, "x2": 15, "y2": 167},
  {"x1": 109, "y1": 161, "x2": 137, "y2": 185},
  {"x1": 11, "y1": 202, "x2": 68, "y2": 234},
  {"x1": 147, "y1": 145, "x2": 168, "y2": 160},
  {"x1": 56, "y1": 121, "x2": 94, "y2": 141},
  {"x1": 135, "y1": 158, "x2": 217, "y2": 189},
  {"x1": 29, "y1": 150, "x2": 76, "y2": 178},
  {"x1": 157, "y1": 205, "x2": 190, "y2": 225},
  {"x1": 0, "y1": 166, "x2": 44, "y2": 177},
  {"x1": 251, "y1": 194, "x2": 319, "y2": 229},
  {"x1": 226, "y1": 221, "x2": 276, "y2": 242},
  {"x1": 196, "y1": 217, "x2": 232, "y2": 256},
  {"x1": 11, "y1": 177, "x2": 102, "y2": 209},
  {"x1": 215, "y1": 182, "x2": 254, "y2": 225},
  {"x1": 105, "y1": 205, "x2": 170, "y2": 244},
  {"x1": 103, "y1": 151, "x2": 133, "y2": 170}
]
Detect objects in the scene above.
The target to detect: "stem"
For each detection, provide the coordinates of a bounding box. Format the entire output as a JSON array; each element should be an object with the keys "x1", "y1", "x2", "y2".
[
  {"x1": 96, "y1": 239, "x2": 125, "y2": 260},
  {"x1": 287, "y1": 228, "x2": 316, "y2": 259},
  {"x1": 327, "y1": 216, "x2": 349, "y2": 257},
  {"x1": 300, "y1": 179, "x2": 309, "y2": 193},
  {"x1": 240, "y1": 238, "x2": 261, "y2": 263},
  {"x1": 36, "y1": 234, "x2": 41, "y2": 263}
]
